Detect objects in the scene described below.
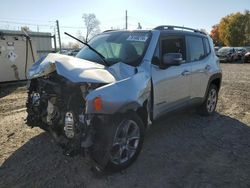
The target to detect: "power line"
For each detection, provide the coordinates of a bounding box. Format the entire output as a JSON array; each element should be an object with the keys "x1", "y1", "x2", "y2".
[
  {"x1": 0, "y1": 20, "x2": 53, "y2": 27},
  {"x1": 0, "y1": 20, "x2": 84, "y2": 30},
  {"x1": 60, "y1": 25, "x2": 83, "y2": 29},
  {"x1": 0, "y1": 17, "x2": 54, "y2": 23}
]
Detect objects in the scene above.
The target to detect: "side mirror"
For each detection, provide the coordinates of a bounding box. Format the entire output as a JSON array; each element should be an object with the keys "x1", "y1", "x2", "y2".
[{"x1": 161, "y1": 53, "x2": 183, "y2": 68}]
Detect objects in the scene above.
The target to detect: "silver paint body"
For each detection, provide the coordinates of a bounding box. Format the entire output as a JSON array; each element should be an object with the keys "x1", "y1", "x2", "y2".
[{"x1": 29, "y1": 30, "x2": 221, "y2": 122}]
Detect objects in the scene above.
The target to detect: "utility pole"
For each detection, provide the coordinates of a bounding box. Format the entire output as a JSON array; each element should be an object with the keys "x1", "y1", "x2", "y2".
[
  {"x1": 56, "y1": 20, "x2": 62, "y2": 52},
  {"x1": 125, "y1": 10, "x2": 128, "y2": 30},
  {"x1": 137, "y1": 22, "x2": 142, "y2": 29}
]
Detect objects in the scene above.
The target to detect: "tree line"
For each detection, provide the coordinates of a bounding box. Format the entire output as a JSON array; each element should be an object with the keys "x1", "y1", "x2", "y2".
[{"x1": 210, "y1": 10, "x2": 250, "y2": 47}]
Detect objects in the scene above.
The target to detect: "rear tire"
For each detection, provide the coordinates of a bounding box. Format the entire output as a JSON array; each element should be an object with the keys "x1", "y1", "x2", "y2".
[
  {"x1": 197, "y1": 84, "x2": 218, "y2": 116},
  {"x1": 90, "y1": 112, "x2": 145, "y2": 172}
]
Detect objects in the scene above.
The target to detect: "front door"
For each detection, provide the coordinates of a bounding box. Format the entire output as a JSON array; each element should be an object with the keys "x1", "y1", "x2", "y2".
[{"x1": 151, "y1": 35, "x2": 191, "y2": 119}]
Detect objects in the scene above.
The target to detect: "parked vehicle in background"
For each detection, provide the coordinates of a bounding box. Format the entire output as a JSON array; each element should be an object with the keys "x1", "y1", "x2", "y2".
[
  {"x1": 26, "y1": 25, "x2": 222, "y2": 172},
  {"x1": 243, "y1": 47, "x2": 250, "y2": 63},
  {"x1": 214, "y1": 46, "x2": 220, "y2": 56},
  {"x1": 217, "y1": 47, "x2": 238, "y2": 63},
  {"x1": 235, "y1": 47, "x2": 247, "y2": 61},
  {"x1": 67, "y1": 48, "x2": 81, "y2": 56},
  {"x1": 60, "y1": 49, "x2": 69, "y2": 55}
]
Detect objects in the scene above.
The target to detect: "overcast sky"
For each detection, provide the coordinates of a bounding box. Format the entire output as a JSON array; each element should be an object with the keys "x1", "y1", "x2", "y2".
[{"x1": 0, "y1": 0, "x2": 249, "y2": 43}]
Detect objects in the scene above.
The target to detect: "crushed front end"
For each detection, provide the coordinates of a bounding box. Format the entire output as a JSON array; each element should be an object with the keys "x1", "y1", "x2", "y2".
[
  {"x1": 26, "y1": 72, "x2": 101, "y2": 155},
  {"x1": 26, "y1": 53, "x2": 118, "y2": 155}
]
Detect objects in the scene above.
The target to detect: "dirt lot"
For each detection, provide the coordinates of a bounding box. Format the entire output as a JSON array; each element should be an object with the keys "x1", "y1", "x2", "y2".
[{"x1": 0, "y1": 64, "x2": 250, "y2": 188}]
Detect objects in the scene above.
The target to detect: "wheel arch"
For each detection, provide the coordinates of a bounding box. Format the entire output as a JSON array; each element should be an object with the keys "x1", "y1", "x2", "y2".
[
  {"x1": 135, "y1": 100, "x2": 149, "y2": 128},
  {"x1": 202, "y1": 72, "x2": 222, "y2": 103},
  {"x1": 116, "y1": 99, "x2": 150, "y2": 129},
  {"x1": 211, "y1": 77, "x2": 221, "y2": 91}
]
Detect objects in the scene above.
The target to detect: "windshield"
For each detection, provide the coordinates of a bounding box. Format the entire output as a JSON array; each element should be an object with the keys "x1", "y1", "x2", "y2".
[{"x1": 76, "y1": 31, "x2": 151, "y2": 67}]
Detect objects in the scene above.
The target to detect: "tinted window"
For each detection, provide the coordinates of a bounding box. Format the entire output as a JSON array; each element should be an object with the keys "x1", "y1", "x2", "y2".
[
  {"x1": 187, "y1": 36, "x2": 205, "y2": 61},
  {"x1": 161, "y1": 36, "x2": 186, "y2": 60},
  {"x1": 203, "y1": 38, "x2": 211, "y2": 55}
]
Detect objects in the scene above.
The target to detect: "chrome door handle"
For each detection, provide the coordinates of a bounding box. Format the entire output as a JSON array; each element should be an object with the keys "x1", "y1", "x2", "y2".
[
  {"x1": 205, "y1": 65, "x2": 211, "y2": 71},
  {"x1": 181, "y1": 70, "x2": 191, "y2": 76}
]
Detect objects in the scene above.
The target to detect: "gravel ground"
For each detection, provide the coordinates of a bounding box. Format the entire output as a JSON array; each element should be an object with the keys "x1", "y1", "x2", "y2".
[{"x1": 0, "y1": 64, "x2": 250, "y2": 188}]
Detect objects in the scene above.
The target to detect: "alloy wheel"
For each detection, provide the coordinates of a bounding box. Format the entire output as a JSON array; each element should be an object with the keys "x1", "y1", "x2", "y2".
[
  {"x1": 207, "y1": 88, "x2": 217, "y2": 113},
  {"x1": 110, "y1": 119, "x2": 140, "y2": 165}
]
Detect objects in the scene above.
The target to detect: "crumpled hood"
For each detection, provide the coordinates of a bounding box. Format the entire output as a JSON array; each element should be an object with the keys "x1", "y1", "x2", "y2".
[{"x1": 28, "y1": 53, "x2": 136, "y2": 83}]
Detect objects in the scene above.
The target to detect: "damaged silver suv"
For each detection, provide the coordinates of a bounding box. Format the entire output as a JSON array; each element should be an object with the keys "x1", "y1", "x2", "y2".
[{"x1": 26, "y1": 25, "x2": 222, "y2": 172}]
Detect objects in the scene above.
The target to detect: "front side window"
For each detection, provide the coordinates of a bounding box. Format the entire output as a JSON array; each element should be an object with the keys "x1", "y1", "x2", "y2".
[
  {"x1": 187, "y1": 36, "x2": 205, "y2": 61},
  {"x1": 161, "y1": 36, "x2": 186, "y2": 61},
  {"x1": 76, "y1": 31, "x2": 151, "y2": 67}
]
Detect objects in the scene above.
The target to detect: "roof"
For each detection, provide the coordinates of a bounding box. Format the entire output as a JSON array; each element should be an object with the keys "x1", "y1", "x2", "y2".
[{"x1": 103, "y1": 25, "x2": 207, "y2": 37}]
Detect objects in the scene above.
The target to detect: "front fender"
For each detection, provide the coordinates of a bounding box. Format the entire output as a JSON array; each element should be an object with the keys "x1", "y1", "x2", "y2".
[{"x1": 85, "y1": 71, "x2": 151, "y2": 114}]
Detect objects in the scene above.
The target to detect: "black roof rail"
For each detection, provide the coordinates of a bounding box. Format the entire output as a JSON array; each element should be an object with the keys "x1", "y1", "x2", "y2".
[
  {"x1": 154, "y1": 25, "x2": 206, "y2": 35},
  {"x1": 102, "y1": 29, "x2": 116, "y2": 33}
]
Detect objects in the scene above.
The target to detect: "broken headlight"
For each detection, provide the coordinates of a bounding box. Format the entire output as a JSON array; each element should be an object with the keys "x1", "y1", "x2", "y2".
[{"x1": 79, "y1": 83, "x2": 104, "y2": 98}]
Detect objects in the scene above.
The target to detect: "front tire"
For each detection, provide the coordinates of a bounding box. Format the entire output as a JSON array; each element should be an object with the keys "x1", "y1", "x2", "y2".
[
  {"x1": 91, "y1": 112, "x2": 145, "y2": 172},
  {"x1": 197, "y1": 84, "x2": 218, "y2": 116}
]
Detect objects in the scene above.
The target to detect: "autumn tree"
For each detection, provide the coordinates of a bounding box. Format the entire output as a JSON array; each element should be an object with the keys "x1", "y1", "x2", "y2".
[
  {"x1": 82, "y1": 13, "x2": 100, "y2": 43},
  {"x1": 243, "y1": 10, "x2": 250, "y2": 45},
  {"x1": 217, "y1": 14, "x2": 231, "y2": 46},
  {"x1": 210, "y1": 24, "x2": 223, "y2": 46},
  {"x1": 227, "y1": 12, "x2": 248, "y2": 46},
  {"x1": 211, "y1": 10, "x2": 250, "y2": 46}
]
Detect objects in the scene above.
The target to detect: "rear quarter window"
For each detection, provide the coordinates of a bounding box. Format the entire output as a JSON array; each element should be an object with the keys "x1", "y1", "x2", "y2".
[{"x1": 203, "y1": 38, "x2": 211, "y2": 55}]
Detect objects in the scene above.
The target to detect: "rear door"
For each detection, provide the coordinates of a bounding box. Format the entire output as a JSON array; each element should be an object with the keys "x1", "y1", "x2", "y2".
[
  {"x1": 151, "y1": 34, "x2": 191, "y2": 119},
  {"x1": 187, "y1": 35, "x2": 211, "y2": 101}
]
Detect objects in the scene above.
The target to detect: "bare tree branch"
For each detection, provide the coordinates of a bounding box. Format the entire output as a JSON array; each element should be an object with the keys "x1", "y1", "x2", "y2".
[{"x1": 82, "y1": 13, "x2": 100, "y2": 43}]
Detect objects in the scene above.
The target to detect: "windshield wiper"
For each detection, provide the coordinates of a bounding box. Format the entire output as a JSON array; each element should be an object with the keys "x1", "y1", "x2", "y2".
[{"x1": 64, "y1": 32, "x2": 108, "y2": 66}]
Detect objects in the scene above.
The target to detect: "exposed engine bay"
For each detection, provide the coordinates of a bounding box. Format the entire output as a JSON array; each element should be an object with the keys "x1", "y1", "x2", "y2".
[{"x1": 26, "y1": 72, "x2": 104, "y2": 155}]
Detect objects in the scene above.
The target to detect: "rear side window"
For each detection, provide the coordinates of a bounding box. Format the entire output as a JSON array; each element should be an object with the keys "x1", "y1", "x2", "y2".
[
  {"x1": 187, "y1": 36, "x2": 205, "y2": 61},
  {"x1": 203, "y1": 38, "x2": 211, "y2": 55}
]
